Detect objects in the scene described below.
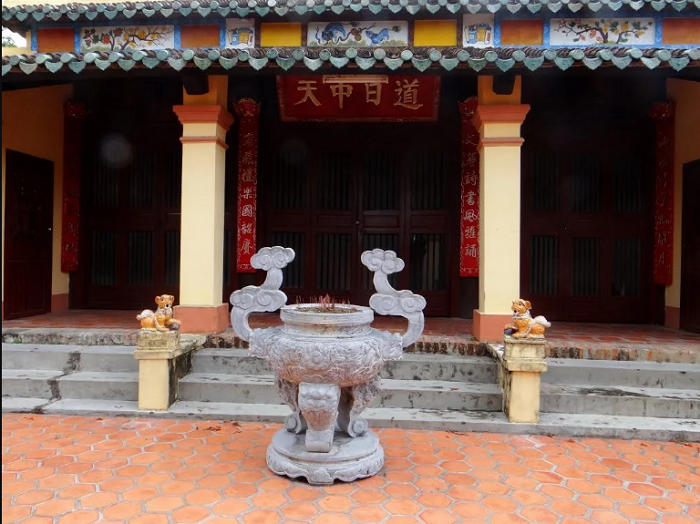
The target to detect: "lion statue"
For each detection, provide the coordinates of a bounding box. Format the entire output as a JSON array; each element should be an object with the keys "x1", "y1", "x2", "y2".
[
  {"x1": 504, "y1": 299, "x2": 551, "y2": 339},
  {"x1": 137, "y1": 294, "x2": 181, "y2": 332}
]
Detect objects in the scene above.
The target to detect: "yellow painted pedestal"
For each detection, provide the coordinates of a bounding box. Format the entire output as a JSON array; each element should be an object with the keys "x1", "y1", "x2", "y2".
[
  {"x1": 134, "y1": 331, "x2": 190, "y2": 411},
  {"x1": 494, "y1": 337, "x2": 547, "y2": 423}
]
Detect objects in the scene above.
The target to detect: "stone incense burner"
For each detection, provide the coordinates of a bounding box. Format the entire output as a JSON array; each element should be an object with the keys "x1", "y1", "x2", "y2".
[{"x1": 230, "y1": 246, "x2": 425, "y2": 485}]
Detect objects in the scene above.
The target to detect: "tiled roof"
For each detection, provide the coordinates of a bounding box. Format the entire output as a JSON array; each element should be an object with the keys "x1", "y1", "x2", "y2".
[
  {"x1": 3, "y1": 46, "x2": 699, "y2": 76},
  {"x1": 2, "y1": 0, "x2": 699, "y2": 29}
]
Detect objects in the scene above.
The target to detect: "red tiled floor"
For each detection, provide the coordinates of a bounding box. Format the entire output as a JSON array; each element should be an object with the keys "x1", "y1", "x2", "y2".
[{"x1": 2, "y1": 415, "x2": 699, "y2": 524}]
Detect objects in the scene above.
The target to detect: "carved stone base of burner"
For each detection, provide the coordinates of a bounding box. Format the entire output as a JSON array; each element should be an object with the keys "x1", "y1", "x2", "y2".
[{"x1": 266, "y1": 429, "x2": 384, "y2": 486}]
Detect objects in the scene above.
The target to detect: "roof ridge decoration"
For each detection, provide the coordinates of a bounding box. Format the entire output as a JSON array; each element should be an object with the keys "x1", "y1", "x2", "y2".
[
  {"x1": 3, "y1": 45, "x2": 699, "y2": 75},
  {"x1": 2, "y1": 0, "x2": 699, "y2": 28}
]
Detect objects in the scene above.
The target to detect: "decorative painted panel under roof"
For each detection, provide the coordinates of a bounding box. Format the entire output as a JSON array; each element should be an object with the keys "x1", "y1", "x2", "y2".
[{"x1": 2, "y1": 0, "x2": 699, "y2": 30}]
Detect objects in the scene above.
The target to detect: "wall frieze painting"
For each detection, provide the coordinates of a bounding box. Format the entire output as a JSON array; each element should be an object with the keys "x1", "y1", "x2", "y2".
[
  {"x1": 81, "y1": 25, "x2": 175, "y2": 52},
  {"x1": 463, "y1": 14, "x2": 494, "y2": 48},
  {"x1": 307, "y1": 21, "x2": 409, "y2": 47},
  {"x1": 226, "y1": 19, "x2": 255, "y2": 49},
  {"x1": 550, "y1": 18, "x2": 655, "y2": 46}
]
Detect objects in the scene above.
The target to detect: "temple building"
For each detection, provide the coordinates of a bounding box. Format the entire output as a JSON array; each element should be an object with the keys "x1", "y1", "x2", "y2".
[{"x1": 2, "y1": 0, "x2": 699, "y2": 339}]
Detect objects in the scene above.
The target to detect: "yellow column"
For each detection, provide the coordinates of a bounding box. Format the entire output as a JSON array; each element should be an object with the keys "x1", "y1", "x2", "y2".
[
  {"x1": 473, "y1": 77, "x2": 530, "y2": 341},
  {"x1": 173, "y1": 77, "x2": 233, "y2": 334}
]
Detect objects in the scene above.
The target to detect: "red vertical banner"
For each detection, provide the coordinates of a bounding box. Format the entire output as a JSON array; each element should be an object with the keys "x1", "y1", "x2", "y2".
[
  {"x1": 61, "y1": 100, "x2": 89, "y2": 272},
  {"x1": 233, "y1": 98, "x2": 261, "y2": 273},
  {"x1": 650, "y1": 101, "x2": 675, "y2": 285},
  {"x1": 458, "y1": 97, "x2": 480, "y2": 277}
]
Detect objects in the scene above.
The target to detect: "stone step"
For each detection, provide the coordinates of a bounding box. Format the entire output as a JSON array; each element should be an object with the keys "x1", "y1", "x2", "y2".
[
  {"x1": 2, "y1": 329, "x2": 206, "y2": 350},
  {"x1": 541, "y1": 383, "x2": 700, "y2": 419},
  {"x1": 57, "y1": 371, "x2": 139, "y2": 401},
  {"x1": 192, "y1": 349, "x2": 498, "y2": 383},
  {"x1": 2, "y1": 344, "x2": 83, "y2": 372},
  {"x1": 178, "y1": 373, "x2": 503, "y2": 411},
  {"x1": 1, "y1": 369, "x2": 139, "y2": 402},
  {"x1": 3, "y1": 328, "x2": 140, "y2": 347},
  {"x1": 2, "y1": 369, "x2": 61, "y2": 399},
  {"x1": 544, "y1": 359, "x2": 700, "y2": 389},
  {"x1": 2, "y1": 344, "x2": 138, "y2": 373},
  {"x1": 6, "y1": 398, "x2": 697, "y2": 442}
]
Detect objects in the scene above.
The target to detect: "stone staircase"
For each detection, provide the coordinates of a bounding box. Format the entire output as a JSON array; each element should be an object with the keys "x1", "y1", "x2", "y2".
[
  {"x1": 2, "y1": 336, "x2": 699, "y2": 441},
  {"x1": 2, "y1": 343, "x2": 138, "y2": 413}
]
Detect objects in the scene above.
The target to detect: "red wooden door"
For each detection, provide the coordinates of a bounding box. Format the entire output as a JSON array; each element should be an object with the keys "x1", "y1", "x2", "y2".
[
  {"x1": 77, "y1": 79, "x2": 183, "y2": 309},
  {"x1": 3, "y1": 150, "x2": 54, "y2": 319},
  {"x1": 520, "y1": 75, "x2": 656, "y2": 323},
  {"x1": 680, "y1": 159, "x2": 700, "y2": 334},
  {"x1": 262, "y1": 124, "x2": 455, "y2": 315}
]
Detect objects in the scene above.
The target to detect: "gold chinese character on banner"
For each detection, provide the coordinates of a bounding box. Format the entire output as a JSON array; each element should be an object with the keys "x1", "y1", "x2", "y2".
[
  {"x1": 365, "y1": 82, "x2": 382, "y2": 106},
  {"x1": 330, "y1": 83, "x2": 353, "y2": 109},
  {"x1": 394, "y1": 79, "x2": 423, "y2": 110},
  {"x1": 294, "y1": 80, "x2": 322, "y2": 107}
]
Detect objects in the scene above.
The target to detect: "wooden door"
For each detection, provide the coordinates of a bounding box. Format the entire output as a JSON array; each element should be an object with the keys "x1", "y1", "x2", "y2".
[
  {"x1": 263, "y1": 124, "x2": 455, "y2": 315},
  {"x1": 680, "y1": 159, "x2": 700, "y2": 333},
  {"x1": 3, "y1": 150, "x2": 54, "y2": 319},
  {"x1": 521, "y1": 75, "x2": 657, "y2": 323},
  {"x1": 78, "y1": 79, "x2": 183, "y2": 309}
]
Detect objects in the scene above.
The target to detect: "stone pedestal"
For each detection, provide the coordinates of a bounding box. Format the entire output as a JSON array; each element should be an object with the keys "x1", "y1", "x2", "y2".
[
  {"x1": 267, "y1": 430, "x2": 384, "y2": 486},
  {"x1": 496, "y1": 337, "x2": 547, "y2": 423},
  {"x1": 134, "y1": 331, "x2": 192, "y2": 411}
]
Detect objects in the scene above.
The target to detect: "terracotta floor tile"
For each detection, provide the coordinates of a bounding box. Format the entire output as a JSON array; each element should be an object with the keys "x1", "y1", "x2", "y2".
[
  {"x1": 482, "y1": 495, "x2": 519, "y2": 512},
  {"x1": 57, "y1": 509, "x2": 100, "y2": 524},
  {"x1": 170, "y1": 506, "x2": 211, "y2": 523},
  {"x1": 211, "y1": 500, "x2": 250, "y2": 516},
  {"x1": 102, "y1": 502, "x2": 143, "y2": 520},
  {"x1": 349, "y1": 506, "x2": 389, "y2": 523},
  {"x1": 418, "y1": 508, "x2": 458, "y2": 524},
  {"x1": 281, "y1": 502, "x2": 319, "y2": 519},
  {"x1": 313, "y1": 514, "x2": 354, "y2": 524},
  {"x1": 3, "y1": 414, "x2": 699, "y2": 524}
]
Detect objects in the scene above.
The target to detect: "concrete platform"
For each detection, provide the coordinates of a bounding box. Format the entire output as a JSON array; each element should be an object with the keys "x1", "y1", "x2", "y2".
[{"x1": 3, "y1": 310, "x2": 699, "y2": 362}]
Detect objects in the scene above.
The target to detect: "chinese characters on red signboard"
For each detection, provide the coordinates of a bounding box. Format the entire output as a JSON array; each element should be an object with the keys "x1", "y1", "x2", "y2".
[
  {"x1": 650, "y1": 101, "x2": 675, "y2": 285},
  {"x1": 234, "y1": 99, "x2": 261, "y2": 273},
  {"x1": 277, "y1": 75, "x2": 440, "y2": 121},
  {"x1": 459, "y1": 98, "x2": 480, "y2": 277}
]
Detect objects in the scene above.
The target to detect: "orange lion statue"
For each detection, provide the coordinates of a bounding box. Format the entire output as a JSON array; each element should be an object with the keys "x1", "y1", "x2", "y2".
[
  {"x1": 504, "y1": 299, "x2": 551, "y2": 339},
  {"x1": 137, "y1": 295, "x2": 181, "y2": 332}
]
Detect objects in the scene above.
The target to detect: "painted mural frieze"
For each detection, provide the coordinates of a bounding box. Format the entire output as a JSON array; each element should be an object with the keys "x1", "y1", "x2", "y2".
[
  {"x1": 226, "y1": 19, "x2": 255, "y2": 49},
  {"x1": 307, "y1": 21, "x2": 409, "y2": 47},
  {"x1": 81, "y1": 26, "x2": 175, "y2": 52},
  {"x1": 462, "y1": 15, "x2": 494, "y2": 48},
  {"x1": 550, "y1": 19, "x2": 655, "y2": 46}
]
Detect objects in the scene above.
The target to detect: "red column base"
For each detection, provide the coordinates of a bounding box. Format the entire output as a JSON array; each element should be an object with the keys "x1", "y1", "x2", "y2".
[
  {"x1": 473, "y1": 310, "x2": 511, "y2": 342},
  {"x1": 51, "y1": 293, "x2": 69, "y2": 313},
  {"x1": 664, "y1": 306, "x2": 681, "y2": 330},
  {"x1": 174, "y1": 304, "x2": 229, "y2": 334}
]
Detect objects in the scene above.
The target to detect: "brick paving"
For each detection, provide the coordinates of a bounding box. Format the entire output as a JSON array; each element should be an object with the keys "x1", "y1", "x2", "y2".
[{"x1": 3, "y1": 414, "x2": 699, "y2": 524}]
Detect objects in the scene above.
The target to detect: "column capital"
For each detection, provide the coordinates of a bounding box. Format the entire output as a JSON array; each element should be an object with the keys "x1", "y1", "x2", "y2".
[
  {"x1": 472, "y1": 104, "x2": 530, "y2": 131},
  {"x1": 173, "y1": 104, "x2": 235, "y2": 131}
]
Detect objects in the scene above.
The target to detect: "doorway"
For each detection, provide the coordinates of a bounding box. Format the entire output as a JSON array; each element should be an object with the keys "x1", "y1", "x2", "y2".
[
  {"x1": 3, "y1": 150, "x2": 54, "y2": 320},
  {"x1": 77, "y1": 79, "x2": 183, "y2": 310},
  {"x1": 680, "y1": 159, "x2": 700, "y2": 333},
  {"x1": 261, "y1": 123, "x2": 458, "y2": 316},
  {"x1": 520, "y1": 73, "x2": 660, "y2": 323}
]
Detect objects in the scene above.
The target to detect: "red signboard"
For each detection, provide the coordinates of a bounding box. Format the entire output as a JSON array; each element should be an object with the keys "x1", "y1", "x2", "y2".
[
  {"x1": 277, "y1": 75, "x2": 440, "y2": 122},
  {"x1": 459, "y1": 97, "x2": 480, "y2": 277},
  {"x1": 61, "y1": 100, "x2": 89, "y2": 272},
  {"x1": 650, "y1": 101, "x2": 675, "y2": 285},
  {"x1": 233, "y1": 98, "x2": 261, "y2": 273}
]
